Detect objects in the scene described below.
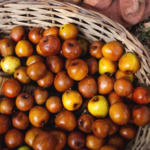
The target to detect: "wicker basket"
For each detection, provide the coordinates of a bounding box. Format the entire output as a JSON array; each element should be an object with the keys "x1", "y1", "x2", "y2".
[{"x1": 0, "y1": 0, "x2": 150, "y2": 149}]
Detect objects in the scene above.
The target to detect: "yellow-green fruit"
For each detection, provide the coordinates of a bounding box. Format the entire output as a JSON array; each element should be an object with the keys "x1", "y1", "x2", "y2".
[
  {"x1": 62, "y1": 90, "x2": 82, "y2": 111},
  {"x1": 88, "y1": 95, "x2": 109, "y2": 118},
  {"x1": 1, "y1": 56, "x2": 21, "y2": 74},
  {"x1": 99, "y1": 57, "x2": 117, "y2": 75}
]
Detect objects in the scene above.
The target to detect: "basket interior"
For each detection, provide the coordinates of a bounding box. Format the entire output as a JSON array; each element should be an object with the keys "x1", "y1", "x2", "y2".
[{"x1": 0, "y1": 0, "x2": 150, "y2": 150}]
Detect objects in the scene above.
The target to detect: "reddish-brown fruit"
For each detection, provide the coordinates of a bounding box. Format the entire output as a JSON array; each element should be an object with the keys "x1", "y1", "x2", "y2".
[
  {"x1": 0, "y1": 97, "x2": 15, "y2": 115},
  {"x1": 78, "y1": 76, "x2": 97, "y2": 98},
  {"x1": 89, "y1": 41, "x2": 104, "y2": 59},
  {"x1": 26, "y1": 55, "x2": 44, "y2": 66},
  {"x1": 104, "y1": 118, "x2": 119, "y2": 135},
  {"x1": 12, "y1": 111, "x2": 29, "y2": 130},
  {"x1": 132, "y1": 105, "x2": 150, "y2": 126},
  {"x1": 28, "y1": 27, "x2": 43, "y2": 44},
  {"x1": 2, "y1": 79, "x2": 21, "y2": 98},
  {"x1": 0, "y1": 115, "x2": 11, "y2": 134},
  {"x1": 78, "y1": 114, "x2": 94, "y2": 133},
  {"x1": 5, "y1": 129, "x2": 24, "y2": 149},
  {"x1": 108, "y1": 91, "x2": 123, "y2": 105},
  {"x1": 37, "y1": 71, "x2": 54, "y2": 88},
  {"x1": 98, "y1": 74, "x2": 114, "y2": 95},
  {"x1": 46, "y1": 55, "x2": 64, "y2": 73},
  {"x1": 55, "y1": 110, "x2": 77, "y2": 131},
  {"x1": 27, "y1": 62, "x2": 46, "y2": 81},
  {"x1": 43, "y1": 27, "x2": 59, "y2": 36},
  {"x1": 10, "y1": 26, "x2": 25, "y2": 42},
  {"x1": 92, "y1": 119, "x2": 110, "y2": 138},
  {"x1": 54, "y1": 71, "x2": 74, "y2": 92},
  {"x1": 68, "y1": 131, "x2": 85, "y2": 149},
  {"x1": 29, "y1": 106, "x2": 50, "y2": 127},
  {"x1": 132, "y1": 87, "x2": 150, "y2": 104},
  {"x1": 108, "y1": 135, "x2": 125, "y2": 149},
  {"x1": 15, "y1": 40, "x2": 33, "y2": 57},
  {"x1": 34, "y1": 87, "x2": 49, "y2": 105},
  {"x1": 25, "y1": 127, "x2": 43, "y2": 147},
  {"x1": 0, "y1": 39, "x2": 15, "y2": 57},
  {"x1": 119, "y1": 124, "x2": 136, "y2": 140},
  {"x1": 85, "y1": 57, "x2": 98, "y2": 75},
  {"x1": 86, "y1": 134, "x2": 105, "y2": 150},
  {"x1": 49, "y1": 130, "x2": 67, "y2": 150},
  {"x1": 109, "y1": 102, "x2": 130, "y2": 125},
  {"x1": 16, "y1": 93, "x2": 34, "y2": 111},
  {"x1": 62, "y1": 39, "x2": 82, "y2": 59},
  {"x1": 32, "y1": 132, "x2": 57, "y2": 150},
  {"x1": 67, "y1": 59, "x2": 88, "y2": 81},
  {"x1": 39, "y1": 35, "x2": 61, "y2": 56},
  {"x1": 114, "y1": 78, "x2": 133, "y2": 97},
  {"x1": 46, "y1": 96, "x2": 62, "y2": 113}
]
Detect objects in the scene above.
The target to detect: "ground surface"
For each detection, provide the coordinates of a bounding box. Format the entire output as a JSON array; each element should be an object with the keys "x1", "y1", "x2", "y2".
[{"x1": 130, "y1": 17, "x2": 150, "y2": 52}]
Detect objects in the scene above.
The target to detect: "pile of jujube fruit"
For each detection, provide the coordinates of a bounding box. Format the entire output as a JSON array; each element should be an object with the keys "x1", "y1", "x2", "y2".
[{"x1": 0, "y1": 24, "x2": 150, "y2": 150}]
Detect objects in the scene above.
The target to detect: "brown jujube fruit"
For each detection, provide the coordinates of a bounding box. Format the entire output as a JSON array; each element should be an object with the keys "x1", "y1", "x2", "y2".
[
  {"x1": 54, "y1": 71, "x2": 74, "y2": 92},
  {"x1": 78, "y1": 76, "x2": 97, "y2": 98},
  {"x1": 25, "y1": 127, "x2": 43, "y2": 147},
  {"x1": 55, "y1": 110, "x2": 77, "y2": 131},
  {"x1": 78, "y1": 114, "x2": 94, "y2": 133},
  {"x1": 37, "y1": 71, "x2": 54, "y2": 88},
  {"x1": 16, "y1": 93, "x2": 34, "y2": 111},
  {"x1": 29, "y1": 106, "x2": 50, "y2": 127},
  {"x1": 104, "y1": 118, "x2": 119, "y2": 135},
  {"x1": 46, "y1": 96, "x2": 62, "y2": 113},
  {"x1": 12, "y1": 111, "x2": 29, "y2": 130},
  {"x1": 2, "y1": 79, "x2": 21, "y2": 98},
  {"x1": 108, "y1": 91, "x2": 123, "y2": 105},
  {"x1": 62, "y1": 39, "x2": 82, "y2": 59},
  {"x1": 0, "y1": 97, "x2": 15, "y2": 115},
  {"x1": 32, "y1": 132, "x2": 57, "y2": 150},
  {"x1": 109, "y1": 102, "x2": 130, "y2": 125},
  {"x1": 0, "y1": 39, "x2": 15, "y2": 57},
  {"x1": 0, "y1": 115, "x2": 11, "y2": 134},
  {"x1": 108, "y1": 135, "x2": 125, "y2": 149},
  {"x1": 114, "y1": 78, "x2": 133, "y2": 97},
  {"x1": 89, "y1": 41, "x2": 104, "y2": 59},
  {"x1": 28, "y1": 27, "x2": 43, "y2": 44},
  {"x1": 26, "y1": 55, "x2": 44, "y2": 66},
  {"x1": 39, "y1": 35, "x2": 61, "y2": 56},
  {"x1": 5, "y1": 129, "x2": 24, "y2": 149},
  {"x1": 43, "y1": 27, "x2": 59, "y2": 36},
  {"x1": 10, "y1": 26, "x2": 25, "y2": 42},
  {"x1": 14, "y1": 66, "x2": 31, "y2": 84},
  {"x1": 98, "y1": 74, "x2": 114, "y2": 95},
  {"x1": 46, "y1": 55, "x2": 64, "y2": 73},
  {"x1": 85, "y1": 57, "x2": 98, "y2": 75},
  {"x1": 27, "y1": 62, "x2": 46, "y2": 81},
  {"x1": 49, "y1": 130, "x2": 67, "y2": 150},
  {"x1": 68, "y1": 131, "x2": 85, "y2": 149},
  {"x1": 92, "y1": 119, "x2": 110, "y2": 138},
  {"x1": 86, "y1": 134, "x2": 105, "y2": 150},
  {"x1": 119, "y1": 124, "x2": 136, "y2": 140},
  {"x1": 34, "y1": 87, "x2": 49, "y2": 105},
  {"x1": 67, "y1": 59, "x2": 88, "y2": 81},
  {"x1": 132, "y1": 105, "x2": 150, "y2": 126}
]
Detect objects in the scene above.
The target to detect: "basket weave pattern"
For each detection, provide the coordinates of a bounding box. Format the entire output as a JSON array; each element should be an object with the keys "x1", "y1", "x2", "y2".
[{"x1": 0, "y1": 0, "x2": 150, "y2": 149}]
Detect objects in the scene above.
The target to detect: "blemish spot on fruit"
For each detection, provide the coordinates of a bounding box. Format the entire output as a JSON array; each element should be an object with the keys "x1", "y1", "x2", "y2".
[
  {"x1": 7, "y1": 42, "x2": 11, "y2": 47},
  {"x1": 22, "y1": 94, "x2": 28, "y2": 99},
  {"x1": 93, "y1": 45, "x2": 97, "y2": 49},
  {"x1": 74, "y1": 103, "x2": 78, "y2": 108},
  {"x1": 66, "y1": 91, "x2": 69, "y2": 94},
  {"x1": 16, "y1": 73, "x2": 19, "y2": 76},
  {"x1": 79, "y1": 120, "x2": 83, "y2": 125},
  {"x1": 43, "y1": 36, "x2": 48, "y2": 42},
  {"x1": 93, "y1": 97, "x2": 99, "y2": 102},
  {"x1": 62, "y1": 27, "x2": 64, "y2": 29},
  {"x1": 18, "y1": 115, "x2": 23, "y2": 120},
  {"x1": 76, "y1": 141, "x2": 83, "y2": 147},
  {"x1": 69, "y1": 43, "x2": 74, "y2": 47},
  {"x1": 72, "y1": 62, "x2": 78, "y2": 66}
]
